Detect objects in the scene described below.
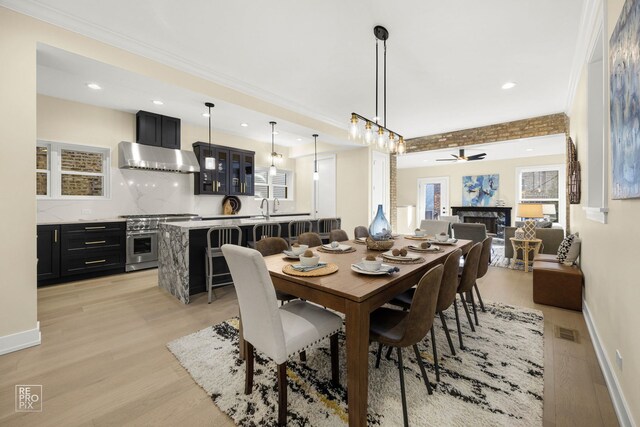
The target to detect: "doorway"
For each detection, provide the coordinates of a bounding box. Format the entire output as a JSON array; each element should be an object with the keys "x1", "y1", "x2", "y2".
[
  {"x1": 417, "y1": 177, "x2": 449, "y2": 222},
  {"x1": 313, "y1": 155, "x2": 337, "y2": 218},
  {"x1": 371, "y1": 151, "x2": 389, "y2": 220}
]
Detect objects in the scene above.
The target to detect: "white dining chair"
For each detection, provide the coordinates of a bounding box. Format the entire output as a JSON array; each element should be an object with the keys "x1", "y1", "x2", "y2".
[
  {"x1": 221, "y1": 244, "x2": 342, "y2": 426},
  {"x1": 419, "y1": 219, "x2": 451, "y2": 236}
]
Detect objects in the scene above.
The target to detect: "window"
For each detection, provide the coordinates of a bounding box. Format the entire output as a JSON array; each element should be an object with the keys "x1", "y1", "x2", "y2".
[
  {"x1": 254, "y1": 168, "x2": 293, "y2": 200},
  {"x1": 36, "y1": 141, "x2": 110, "y2": 199},
  {"x1": 516, "y1": 165, "x2": 566, "y2": 226}
]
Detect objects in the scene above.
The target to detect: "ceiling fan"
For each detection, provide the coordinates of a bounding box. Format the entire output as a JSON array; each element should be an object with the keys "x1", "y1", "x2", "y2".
[{"x1": 436, "y1": 149, "x2": 486, "y2": 162}]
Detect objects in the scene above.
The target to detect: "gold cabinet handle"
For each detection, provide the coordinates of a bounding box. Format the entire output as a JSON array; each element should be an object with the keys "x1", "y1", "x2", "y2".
[
  {"x1": 85, "y1": 240, "x2": 106, "y2": 245},
  {"x1": 85, "y1": 226, "x2": 106, "y2": 230},
  {"x1": 85, "y1": 259, "x2": 106, "y2": 265},
  {"x1": 54, "y1": 229, "x2": 58, "y2": 243}
]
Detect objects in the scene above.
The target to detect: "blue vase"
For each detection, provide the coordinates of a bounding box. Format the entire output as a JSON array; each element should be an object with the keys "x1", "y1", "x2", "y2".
[{"x1": 369, "y1": 204, "x2": 392, "y2": 241}]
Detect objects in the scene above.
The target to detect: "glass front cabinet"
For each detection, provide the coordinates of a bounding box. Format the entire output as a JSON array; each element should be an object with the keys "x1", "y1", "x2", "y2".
[{"x1": 192, "y1": 142, "x2": 254, "y2": 196}]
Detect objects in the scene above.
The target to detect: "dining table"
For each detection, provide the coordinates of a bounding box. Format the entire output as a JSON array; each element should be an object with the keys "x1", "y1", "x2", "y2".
[{"x1": 261, "y1": 236, "x2": 473, "y2": 426}]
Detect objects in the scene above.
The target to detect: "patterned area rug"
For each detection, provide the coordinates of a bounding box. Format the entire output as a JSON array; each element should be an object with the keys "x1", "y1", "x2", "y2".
[
  {"x1": 491, "y1": 245, "x2": 512, "y2": 269},
  {"x1": 168, "y1": 302, "x2": 544, "y2": 426}
]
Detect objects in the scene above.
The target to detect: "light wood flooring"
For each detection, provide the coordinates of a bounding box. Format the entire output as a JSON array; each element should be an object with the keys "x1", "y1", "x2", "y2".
[{"x1": 0, "y1": 266, "x2": 618, "y2": 426}]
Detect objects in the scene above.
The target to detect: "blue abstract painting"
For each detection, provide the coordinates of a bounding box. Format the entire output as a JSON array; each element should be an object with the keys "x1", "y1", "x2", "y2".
[
  {"x1": 610, "y1": 0, "x2": 640, "y2": 199},
  {"x1": 462, "y1": 174, "x2": 499, "y2": 207}
]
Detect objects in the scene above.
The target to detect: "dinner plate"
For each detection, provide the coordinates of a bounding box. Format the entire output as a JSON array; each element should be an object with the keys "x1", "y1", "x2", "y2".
[
  {"x1": 350, "y1": 262, "x2": 394, "y2": 275},
  {"x1": 282, "y1": 250, "x2": 300, "y2": 259},
  {"x1": 405, "y1": 235, "x2": 430, "y2": 240},
  {"x1": 407, "y1": 245, "x2": 441, "y2": 253},
  {"x1": 426, "y1": 238, "x2": 458, "y2": 245},
  {"x1": 381, "y1": 250, "x2": 421, "y2": 261},
  {"x1": 322, "y1": 243, "x2": 353, "y2": 251}
]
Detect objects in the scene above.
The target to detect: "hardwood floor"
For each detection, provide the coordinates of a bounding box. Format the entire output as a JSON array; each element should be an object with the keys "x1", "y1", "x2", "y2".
[{"x1": 0, "y1": 266, "x2": 618, "y2": 426}]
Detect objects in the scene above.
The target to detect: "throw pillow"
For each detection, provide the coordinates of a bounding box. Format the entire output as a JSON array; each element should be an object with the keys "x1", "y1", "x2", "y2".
[
  {"x1": 564, "y1": 233, "x2": 581, "y2": 265},
  {"x1": 557, "y1": 234, "x2": 576, "y2": 263},
  {"x1": 536, "y1": 220, "x2": 553, "y2": 228}
]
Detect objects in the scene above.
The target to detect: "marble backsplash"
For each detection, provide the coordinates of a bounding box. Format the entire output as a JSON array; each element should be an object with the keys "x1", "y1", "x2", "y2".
[{"x1": 37, "y1": 168, "x2": 298, "y2": 222}]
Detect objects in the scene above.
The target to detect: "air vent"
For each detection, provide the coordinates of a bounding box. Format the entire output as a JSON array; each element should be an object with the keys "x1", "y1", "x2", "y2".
[{"x1": 554, "y1": 326, "x2": 579, "y2": 342}]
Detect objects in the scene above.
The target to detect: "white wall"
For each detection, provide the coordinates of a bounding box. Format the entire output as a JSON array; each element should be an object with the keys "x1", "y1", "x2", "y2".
[{"x1": 396, "y1": 154, "x2": 566, "y2": 228}]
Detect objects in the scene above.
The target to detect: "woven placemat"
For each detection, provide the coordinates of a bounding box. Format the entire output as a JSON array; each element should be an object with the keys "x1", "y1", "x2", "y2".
[
  {"x1": 381, "y1": 255, "x2": 426, "y2": 264},
  {"x1": 317, "y1": 247, "x2": 356, "y2": 254},
  {"x1": 282, "y1": 263, "x2": 339, "y2": 277},
  {"x1": 353, "y1": 239, "x2": 367, "y2": 245}
]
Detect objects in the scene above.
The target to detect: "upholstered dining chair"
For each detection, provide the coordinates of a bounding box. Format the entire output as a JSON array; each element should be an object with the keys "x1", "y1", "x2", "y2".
[
  {"x1": 419, "y1": 219, "x2": 451, "y2": 237},
  {"x1": 451, "y1": 223, "x2": 487, "y2": 243},
  {"x1": 206, "y1": 225, "x2": 242, "y2": 303},
  {"x1": 255, "y1": 237, "x2": 297, "y2": 305},
  {"x1": 388, "y1": 249, "x2": 463, "y2": 382},
  {"x1": 251, "y1": 222, "x2": 281, "y2": 248},
  {"x1": 354, "y1": 225, "x2": 369, "y2": 239},
  {"x1": 328, "y1": 229, "x2": 349, "y2": 242},
  {"x1": 287, "y1": 220, "x2": 312, "y2": 246},
  {"x1": 455, "y1": 242, "x2": 482, "y2": 349},
  {"x1": 296, "y1": 232, "x2": 322, "y2": 248},
  {"x1": 440, "y1": 215, "x2": 460, "y2": 224},
  {"x1": 317, "y1": 217, "x2": 340, "y2": 241},
  {"x1": 221, "y1": 244, "x2": 342, "y2": 426},
  {"x1": 470, "y1": 236, "x2": 493, "y2": 325},
  {"x1": 370, "y1": 265, "x2": 444, "y2": 426}
]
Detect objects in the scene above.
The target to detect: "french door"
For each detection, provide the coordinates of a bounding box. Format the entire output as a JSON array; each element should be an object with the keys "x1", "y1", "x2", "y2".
[{"x1": 417, "y1": 177, "x2": 449, "y2": 222}]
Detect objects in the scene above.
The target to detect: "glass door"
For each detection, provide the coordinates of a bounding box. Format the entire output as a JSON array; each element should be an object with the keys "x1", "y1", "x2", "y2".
[
  {"x1": 214, "y1": 148, "x2": 229, "y2": 194},
  {"x1": 417, "y1": 177, "x2": 449, "y2": 223},
  {"x1": 229, "y1": 151, "x2": 242, "y2": 195},
  {"x1": 243, "y1": 153, "x2": 254, "y2": 195}
]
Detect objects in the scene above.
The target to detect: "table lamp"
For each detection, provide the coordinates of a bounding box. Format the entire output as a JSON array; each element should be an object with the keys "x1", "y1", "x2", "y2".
[{"x1": 517, "y1": 203, "x2": 543, "y2": 240}]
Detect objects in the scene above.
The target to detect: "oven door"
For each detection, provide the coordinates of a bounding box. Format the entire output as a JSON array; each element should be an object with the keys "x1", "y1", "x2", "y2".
[{"x1": 126, "y1": 231, "x2": 158, "y2": 271}]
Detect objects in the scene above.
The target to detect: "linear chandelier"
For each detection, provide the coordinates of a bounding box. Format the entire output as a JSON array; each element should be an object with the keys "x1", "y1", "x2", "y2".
[{"x1": 348, "y1": 25, "x2": 406, "y2": 155}]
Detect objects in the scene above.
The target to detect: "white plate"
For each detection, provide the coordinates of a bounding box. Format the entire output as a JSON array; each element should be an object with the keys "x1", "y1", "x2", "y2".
[
  {"x1": 405, "y1": 235, "x2": 430, "y2": 240},
  {"x1": 350, "y1": 262, "x2": 394, "y2": 275},
  {"x1": 282, "y1": 250, "x2": 300, "y2": 259},
  {"x1": 381, "y1": 250, "x2": 420, "y2": 261},
  {"x1": 322, "y1": 243, "x2": 353, "y2": 251},
  {"x1": 408, "y1": 245, "x2": 441, "y2": 252},
  {"x1": 427, "y1": 238, "x2": 457, "y2": 245},
  {"x1": 356, "y1": 237, "x2": 367, "y2": 242}
]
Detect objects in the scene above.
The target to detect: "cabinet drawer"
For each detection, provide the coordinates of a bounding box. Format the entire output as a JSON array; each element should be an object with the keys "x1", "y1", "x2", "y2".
[
  {"x1": 61, "y1": 250, "x2": 124, "y2": 276},
  {"x1": 62, "y1": 222, "x2": 125, "y2": 234},
  {"x1": 62, "y1": 232, "x2": 123, "y2": 251}
]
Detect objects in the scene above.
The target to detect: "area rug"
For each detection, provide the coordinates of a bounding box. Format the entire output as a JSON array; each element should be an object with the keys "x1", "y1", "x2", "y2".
[
  {"x1": 167, "y1": 302, "x2": 543, "y2": 426},
  {"x1": 490, "y1": 245, "x2": 512, "y2": 269}
]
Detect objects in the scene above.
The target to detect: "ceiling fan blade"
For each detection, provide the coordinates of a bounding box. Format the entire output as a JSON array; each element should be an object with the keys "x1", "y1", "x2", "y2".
[
  {"x1": 436, "y1": 158, "x2": 457, "y2": 161},
  {"x1": 467, "y1": 153, "x2": 487, "y2": 160},
  {"x1": 450, "y1": 154, "x2": 460, "y2": 159}
]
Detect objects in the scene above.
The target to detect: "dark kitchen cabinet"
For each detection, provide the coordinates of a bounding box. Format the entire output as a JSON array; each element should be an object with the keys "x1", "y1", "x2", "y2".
[
  {"x1": 37, "y1": 225, "x2": 60, "y2": 282},
  {"x1": 136, "y1": 111, "x2": 181, "y2": 149},
  {"x1": 193, "y1": 142, "x2": 253, "y2": 196},
  {"x1": 60, "y1": 222, "x2": 126, "y2": 277}
]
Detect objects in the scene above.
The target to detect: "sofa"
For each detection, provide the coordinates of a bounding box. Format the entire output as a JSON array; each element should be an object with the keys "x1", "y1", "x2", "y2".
[{"x1": 504, "y1": 226, "x2": 565, "y2": 259}]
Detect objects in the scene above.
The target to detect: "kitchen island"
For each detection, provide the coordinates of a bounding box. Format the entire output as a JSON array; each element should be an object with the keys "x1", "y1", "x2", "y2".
[{"x1": 158, "y1": 215, "x2": 336, "y2": 303}]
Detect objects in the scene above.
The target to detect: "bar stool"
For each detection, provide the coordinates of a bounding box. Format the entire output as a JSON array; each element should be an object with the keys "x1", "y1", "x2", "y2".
[
  {"x1": 287, "y1": 220, "x2": 312, "y2": 246},
  {"x1": 317, "y1": 217, "x2": 340, "y2": 242},
  {"x1": 250, "y1": 222, "x2": 281, "y2": 248},
  {"x1": 206, "y1": 225, "x2": 242, "y2": 303}
]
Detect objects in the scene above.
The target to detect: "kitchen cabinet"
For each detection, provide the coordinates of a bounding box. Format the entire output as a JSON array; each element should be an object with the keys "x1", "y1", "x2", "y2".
[
  {"x1": 60, "y1": 222, "x2": 126, "y2": 276},
  {"x1": 193, "y1": 142, "x2": 254, "y2": 196},
  {"x1": 136, "y1": 111, "x2": 181, "y2": 149},
  {"x1": 37, "y1": 225, "x2": 60, "y2": 282}
]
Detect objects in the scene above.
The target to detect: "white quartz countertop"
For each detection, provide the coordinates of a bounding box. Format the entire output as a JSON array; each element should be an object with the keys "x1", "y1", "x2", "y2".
[
  {"x1": 37, "y1": 218, "x2": 127, "y2": 226},
  {"x1": 163, "y1": 215, "x2": 316, "y2": 230}
]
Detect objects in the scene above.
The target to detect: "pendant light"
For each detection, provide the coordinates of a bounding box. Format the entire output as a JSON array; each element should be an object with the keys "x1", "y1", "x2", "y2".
[
  {"x1": 312, "y1": 134, "x2": 319, "y2": 181},
  {"x1": 204, "y1": 102, "x2": 215, "y2": 170},
  {"x1": 269, "y1": 121, "x2": 277, "y2": 176}
]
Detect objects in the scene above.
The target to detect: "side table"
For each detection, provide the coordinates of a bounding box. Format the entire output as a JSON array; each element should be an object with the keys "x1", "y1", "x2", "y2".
[{"x1": 509, "y1": 238, "x2": 542, "y2": 272}]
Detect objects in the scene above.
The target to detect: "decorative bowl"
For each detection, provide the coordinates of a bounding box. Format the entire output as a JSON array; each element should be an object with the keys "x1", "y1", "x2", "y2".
[
  {"x1": 435, "y1": 234, "x2": 449, "y2": 242},
  {"x1": 291, "y1": 244, "x2": 309, "y2": 255},
  {"x1": 365, "y1": 237, "x2": 394, "y2": 251},
  {"x1": 414, "y1": 229, "x2": 427, "y2": 237},
  {"x1": 361, "y1": 257, "x2": 382, "y2": 272},
  {"x1": 330, "y1": 241, "x2": 340, "y2": 248},
  {"x1": 299, "y1": 254, "x2": 320, "y2": 267}
]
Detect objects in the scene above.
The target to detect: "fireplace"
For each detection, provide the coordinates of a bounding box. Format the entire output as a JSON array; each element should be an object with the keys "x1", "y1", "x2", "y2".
[{"x1": 451, "y1": 206, "x2": 512, "y2": 238}]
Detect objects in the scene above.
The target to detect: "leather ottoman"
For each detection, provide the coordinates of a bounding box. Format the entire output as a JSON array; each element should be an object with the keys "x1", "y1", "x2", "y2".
[{"x1": 533, "y1": 261, "x2": 583, "y2": 311}]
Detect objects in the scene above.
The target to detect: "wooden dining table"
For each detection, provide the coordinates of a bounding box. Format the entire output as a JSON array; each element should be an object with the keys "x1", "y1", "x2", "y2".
[{"x1": 262, "y1": 237, "x2": 473, "y2": 427}]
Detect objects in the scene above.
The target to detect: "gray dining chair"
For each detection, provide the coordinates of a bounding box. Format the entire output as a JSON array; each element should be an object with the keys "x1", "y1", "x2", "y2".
[
  {"x1": 317, "y1": 218, "x2": 340, "y2": 241},
  {"x1": 419, "y1": 219, "x2": 451, "y2": 236},
  {"x1": 287, "y1": 220, "x2": 313, "y2": 246},
  {"x1": 251, "y1": 222, "x2": 281, "y2": 248},
  {"x1": 451, "y1": 223, "x2": 487, "y2": 243}
]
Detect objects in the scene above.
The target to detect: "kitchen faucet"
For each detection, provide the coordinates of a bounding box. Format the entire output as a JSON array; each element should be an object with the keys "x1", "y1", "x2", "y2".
[
  {"x1": 273, "y1": 197, "x2": 280, "y2": 214},
  {"x1": 260, "y1": 198, "x2": 270, "y2": 220}
]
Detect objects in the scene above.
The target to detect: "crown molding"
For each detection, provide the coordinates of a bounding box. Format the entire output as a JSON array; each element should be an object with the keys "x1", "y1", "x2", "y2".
[
  {"x1": 565, "y1": 0, "x2": 603, "y2": 112},
  {"x1": 0, "y1": 0, "x2": 345, "y2": 130}
]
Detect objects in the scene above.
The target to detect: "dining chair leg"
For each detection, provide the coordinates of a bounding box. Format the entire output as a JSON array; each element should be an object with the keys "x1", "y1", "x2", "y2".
[
  {"x1": 469, "y1": 288, "x2": 479, "y2": 326},
  {"x1": 459, "y1": 293, "x2": 476, "y2": 332},
  {"x1": 245, "y1": 341, "x2": 254, "y2": 394},
  {"x1": 439, "y1": 311, "x2": 456, "y2": 356},
  {"x1": 330, "y1": 334, "x2": 339, "y2": 386},
  {"x1": 277, "y1": 362, "x2": 287, "y2": 426},
  {"x1": 453, "y1": 299, "x2": 465, "y2": 350},
  {"x1": 474, "y1": 282, "x2": 486, "y2": 312},
  {"x1": 385, "y1": 345, "x2": 394, "y2": 360},
  {"x1": 396, "y1": 347, "x2": 410, "y2": 427},
  {"x1": 299, "y1": 351, "x2": 306, "y2": 362},
  {"x1": 375, "y1": 342, "x2": 383, "y2": 369},
  {"x1": 206, "y1": 254, "x2": 212, "y2": 304},
  {"x1": 430, "y1": 326, "x2": 440, "y2": 382},
  {"x1": 412, "y1": 344, "x2": 433, "y2": 395}
]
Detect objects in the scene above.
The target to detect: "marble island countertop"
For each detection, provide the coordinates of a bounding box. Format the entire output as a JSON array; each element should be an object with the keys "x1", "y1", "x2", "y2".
[
  {"x1": 164, "y1": 215, "x2": 315, "y2": 230},
  {"x1": 37, "y1": 218, "x2": 127, "y2": 225}
]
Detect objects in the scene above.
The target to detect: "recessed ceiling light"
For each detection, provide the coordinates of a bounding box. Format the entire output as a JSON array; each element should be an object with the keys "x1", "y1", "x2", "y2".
[
  {"x1": 296, "y1": 138, "x2": 302, "y2": 142},
  {"x1": 202, "y1": 113, "x2": 210, "y2": 117},
  {"x1": 152, "y1": 100, "x2": 164, "y2": 105},
  {"x1": 240, "y1": 123, "x2": 249, "y2": 127},
  {"x1": 86, "y1": 82, "x2": 102, "y2": 90},
  {"x1": 526, "y1": 148, "x2": 534, "y2": 152},
  {"x1": 501, "y1": 81, "x2": 517, "y2": 90}
]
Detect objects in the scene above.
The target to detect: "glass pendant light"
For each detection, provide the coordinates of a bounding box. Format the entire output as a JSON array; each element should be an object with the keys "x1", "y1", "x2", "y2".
[
  {"x1": 376, "y1": 127, "x2": 386, "y2": 149},
  {"x1": 388, "y1": 132, "x2": 397, "y2": 153},
  {"x1": 397, "y1": 136, "x2": 406, "y2": 155},
  {"x1": 312, "y1": 134, "x2": 319, "y2": 181},
  {"x1": 269, "y1": 121, "x2": 277, "y2": 176},
  {"x1": 348, "y1": 113, "x2": 359, "y2": 140},
  {"x1": 363, "y1": 121, "x2": 373, "y2": 145},
  {"x1": 204, "y1": 102, "x2": 215, "y2": 170}
]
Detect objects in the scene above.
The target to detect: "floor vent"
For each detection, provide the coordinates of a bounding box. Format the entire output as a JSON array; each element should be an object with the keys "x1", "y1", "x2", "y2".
[{"x1": 555, "y1": 326, "x2": 579, "y2": 342}]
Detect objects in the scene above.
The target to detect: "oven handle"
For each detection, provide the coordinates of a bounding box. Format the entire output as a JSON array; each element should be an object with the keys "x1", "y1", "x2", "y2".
[{"x1": 126, "y1": 230, "x2": 158, "y2": 237}]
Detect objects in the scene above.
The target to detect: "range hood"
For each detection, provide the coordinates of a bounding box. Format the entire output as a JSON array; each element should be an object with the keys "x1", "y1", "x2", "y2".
[{"x1": 118, "y1": 141, "x2": 199, "y2": 173}]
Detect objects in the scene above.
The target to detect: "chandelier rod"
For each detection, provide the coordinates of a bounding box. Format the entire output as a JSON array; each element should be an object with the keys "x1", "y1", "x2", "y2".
[{"x1": 375, "y1": 38, "x2": 379, "y2": 122}]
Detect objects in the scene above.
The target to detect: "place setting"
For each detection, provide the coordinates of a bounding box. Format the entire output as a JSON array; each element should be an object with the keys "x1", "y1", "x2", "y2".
[
  {"x1": 282, "y1": 248, "x2": 338, "y2": 277},
  {"x1": 317, "y1": 240, "x2": 356, "y2": 254},
  {"x1": 351, "y1": 255, "x2": 400, "y2": 275},
  {"x1": 381, "y1": 247, "x2": 426, "y2": 264},
  {"x1": 406, "y1": 241, "x2": 444, "y2": 253},
  {"x1": 426, "y1": 232, "x2": 458, "y2": 245},
  {"x1": 404, "y1": 228, "x2": 431, "y2": 240},
  {"x1": 282, "y1": 243, "x2": 308, "y2": 259}
]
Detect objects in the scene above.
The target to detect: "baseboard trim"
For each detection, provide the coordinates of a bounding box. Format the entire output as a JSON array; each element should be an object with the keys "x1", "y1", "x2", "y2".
[
  {"x1": 0, "y1": 322, "x2": 41, "y2": 356},
  {"x1": 583, "y1": 301, "x2": 636, "y2": 427}
]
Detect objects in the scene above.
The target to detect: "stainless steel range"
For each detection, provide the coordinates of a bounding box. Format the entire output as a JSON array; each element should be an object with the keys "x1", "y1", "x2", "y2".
[{"x1": 120, "y1": 214, "x2": 201, "y2": 271}]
